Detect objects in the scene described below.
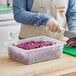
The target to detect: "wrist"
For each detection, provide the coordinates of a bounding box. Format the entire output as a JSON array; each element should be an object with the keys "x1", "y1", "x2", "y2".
[{"x1": 46, "y1": 18, "x2": 53, "y2": 27}]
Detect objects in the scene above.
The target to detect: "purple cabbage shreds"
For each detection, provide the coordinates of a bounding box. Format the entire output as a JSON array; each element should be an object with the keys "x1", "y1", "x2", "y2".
[
  {"x1": 66, "y1": 37, "x2": 76, "y2": 47},
  {"x1": 13, "y1": 40, "x2": 56, "y2": 50}
]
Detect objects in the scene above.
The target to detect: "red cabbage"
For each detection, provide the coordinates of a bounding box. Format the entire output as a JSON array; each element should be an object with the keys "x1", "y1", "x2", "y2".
[
  {"x1": 14, "y1": 40, "x2": 56, "y2": 50},
  {"x1": 66, "y1": 37, "x2": 76, "y2": 47}
]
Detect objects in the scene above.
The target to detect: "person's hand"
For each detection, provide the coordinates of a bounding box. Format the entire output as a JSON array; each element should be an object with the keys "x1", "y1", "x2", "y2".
[{"x1": 46, "y1": 18, "x2": 62, "y2": 33}]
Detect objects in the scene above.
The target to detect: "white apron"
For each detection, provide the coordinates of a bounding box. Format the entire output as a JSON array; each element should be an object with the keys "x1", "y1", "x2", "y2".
[{"x1": 19, "y1": 0, "x2": 68, "y2": 40}]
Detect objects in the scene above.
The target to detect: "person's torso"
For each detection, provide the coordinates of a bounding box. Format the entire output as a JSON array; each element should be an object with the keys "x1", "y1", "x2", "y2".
[
  {"x1": 20, "y1": 0, "x2": 68, "y2": 40},
  {"x1": 31, "y1": 0, "x2": 68, "y2": 27}
]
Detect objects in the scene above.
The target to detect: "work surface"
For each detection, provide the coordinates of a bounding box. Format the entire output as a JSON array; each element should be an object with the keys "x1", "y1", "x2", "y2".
[{"x1": 0, "y1": 52, "x2": 76, "y2": 76}]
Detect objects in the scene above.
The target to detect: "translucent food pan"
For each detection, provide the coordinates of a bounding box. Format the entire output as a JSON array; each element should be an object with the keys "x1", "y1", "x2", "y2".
[{"x1": 6, "y1": 36, "x2": 64, "y2": 64}]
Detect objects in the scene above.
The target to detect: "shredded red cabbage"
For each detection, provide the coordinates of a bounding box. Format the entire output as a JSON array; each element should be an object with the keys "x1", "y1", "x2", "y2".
[{"x1": 14, "y1": 41, "x2": 56, "y2": 50}]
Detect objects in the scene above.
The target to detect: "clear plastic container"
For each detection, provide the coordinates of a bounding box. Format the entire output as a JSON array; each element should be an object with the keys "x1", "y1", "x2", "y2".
[{"x1": 6, "y1": 36, "x2": 64, "y2": 64}]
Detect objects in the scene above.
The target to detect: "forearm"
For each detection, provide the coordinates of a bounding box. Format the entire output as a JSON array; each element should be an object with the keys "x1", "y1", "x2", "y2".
[
  {"x1": 68, "y1": 19, "x2": 76, "y2": 33},
  {"x1": 14, "y1": 9, "x2": 51, "y2": 26},
  {"x1": 13, "y1": 0, "x2": 51, "y2": 26},
  {"x1": 66, "y1": 0, "x2": 76, "y2": 33}
]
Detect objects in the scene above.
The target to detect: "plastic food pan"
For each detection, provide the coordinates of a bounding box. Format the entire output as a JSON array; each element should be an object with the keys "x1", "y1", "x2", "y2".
[{"x1": 6, "y1": 36, "x2": 64, "y2": 64}]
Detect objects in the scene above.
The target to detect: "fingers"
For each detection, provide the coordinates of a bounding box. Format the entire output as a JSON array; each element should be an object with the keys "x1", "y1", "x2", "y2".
[
  {"x1": 48, "y1": 23, "x2": 55, "y2": 32},
  {"x1": 46, "y1": 18, "x2": 62, "y2": 33},
  {"x1": 54, "y1": 25, "x2": 59, "y2": 32},
  {"x1": 57, "y1": 24, "x2": 61, "y2": 33},
  {"x1": 48, "y1": 23, "x2": 60, "y2": 33}
]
